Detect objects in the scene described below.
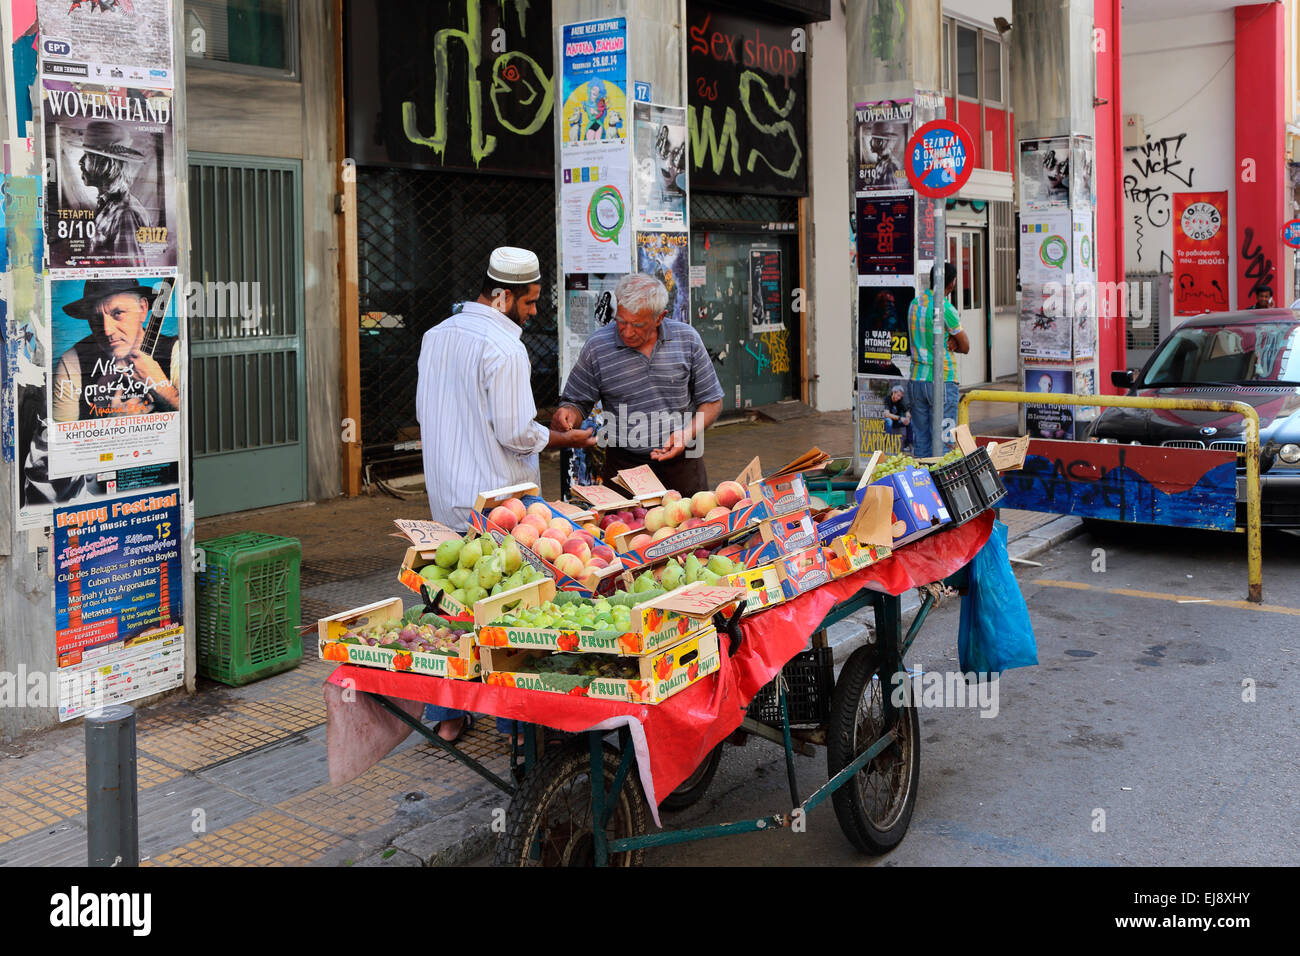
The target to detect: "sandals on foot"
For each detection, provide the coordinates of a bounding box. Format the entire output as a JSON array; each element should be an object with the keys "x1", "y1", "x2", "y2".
[{"x1": 431, "y1": 713, "x2": 474, "y2": 745}]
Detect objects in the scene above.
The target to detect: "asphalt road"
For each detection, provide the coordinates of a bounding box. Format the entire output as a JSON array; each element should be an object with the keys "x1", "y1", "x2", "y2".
[{"x1": 639, "y1": 522, "x2": 1300, "y2": 867}]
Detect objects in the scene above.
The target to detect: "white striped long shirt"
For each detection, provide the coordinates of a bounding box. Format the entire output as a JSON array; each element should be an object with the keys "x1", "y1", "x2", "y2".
[{"x1": 417, "y1": 302, "x2": 549, "y2": 530}]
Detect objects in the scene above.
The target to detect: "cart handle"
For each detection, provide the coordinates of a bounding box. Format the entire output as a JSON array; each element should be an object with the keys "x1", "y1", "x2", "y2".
[{"x1": 712, "y1": 605, "x2": 745, "y2": 655}]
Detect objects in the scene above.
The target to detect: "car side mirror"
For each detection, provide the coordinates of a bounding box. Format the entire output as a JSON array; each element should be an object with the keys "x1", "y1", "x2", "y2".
[{"x1": 1110, "y1": 369, "x2": 1136, "y2": 389}]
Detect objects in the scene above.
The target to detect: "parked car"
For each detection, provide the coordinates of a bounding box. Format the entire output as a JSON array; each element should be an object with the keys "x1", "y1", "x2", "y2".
[{"x1": 1090, "y1": 308, "x2": 1300, "y2": 528}]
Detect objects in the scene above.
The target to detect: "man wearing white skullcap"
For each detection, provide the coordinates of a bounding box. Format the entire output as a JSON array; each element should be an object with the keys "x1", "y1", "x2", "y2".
[{"x1": 416, "y1": 246, "x2": 595, "y2": 742}]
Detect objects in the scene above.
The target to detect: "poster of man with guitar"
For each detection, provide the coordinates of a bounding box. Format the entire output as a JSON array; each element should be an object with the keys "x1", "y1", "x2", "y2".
[{"x1": 47, "y1": 276, "x2": 181, "y2": 477}]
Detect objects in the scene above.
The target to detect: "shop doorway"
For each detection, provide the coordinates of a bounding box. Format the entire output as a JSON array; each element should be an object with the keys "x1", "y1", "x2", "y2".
[
  {"x1": 188, "y1": 154, "x2": 307, "y2": 518},
  {"x1": 948, "y1": 227, "x2": 989, "y2": 387},
  {"x1": 689, "y1": 195, "x2": 801, "y2": 412}
]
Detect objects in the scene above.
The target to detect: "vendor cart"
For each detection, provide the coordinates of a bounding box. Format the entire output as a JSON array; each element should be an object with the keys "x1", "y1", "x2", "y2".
[{"x1": 322, "y1": 511, "x2": 996, "y2": 866}]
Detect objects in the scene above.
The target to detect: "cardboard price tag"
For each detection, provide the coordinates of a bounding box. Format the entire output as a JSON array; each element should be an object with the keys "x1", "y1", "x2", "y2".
[
  {"x1": 571, "y1": 483, "x2": 633, "y2": 510},
  {"x1": 614, "y1": 465, "x2": 668, "y2": 499},
  {"x1": 550, "y1": 500, "x2": 595, "y2": 522},
  {"x1": 856, "y1": 451, "x2": 883, "y2": 491},
  {"x1": 734, "y1": 456, "x2": 763, "y2": 488},
  {"x1": 651, "y1": 584, "x2": 747, "y2": 613},
  {"x1": 392, "y1": 519, "x2": 459, "y2": 550},
  {"x1": 849, "y1": 486, "x2": 895, "y2": 547}
]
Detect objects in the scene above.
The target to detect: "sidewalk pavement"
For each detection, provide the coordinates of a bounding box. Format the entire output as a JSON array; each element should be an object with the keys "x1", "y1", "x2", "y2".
[{"x1": 0, "y1": 405, "x2": 1076, "y2": 867}]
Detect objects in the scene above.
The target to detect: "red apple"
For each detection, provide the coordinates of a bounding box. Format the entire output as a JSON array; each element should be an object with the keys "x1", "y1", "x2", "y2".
[
  {"x1": 488, "y1": 505, "x2": 517, "y2": 531},
  {"x1": 600, "y1": 513, "x2": 618, "y2": 530},
  {"x1": 714, "y1": 481, "x2": 746, "y2": 509},
  {"x1": 631, "y1": 506, "x2": 647, "y2": 520}
]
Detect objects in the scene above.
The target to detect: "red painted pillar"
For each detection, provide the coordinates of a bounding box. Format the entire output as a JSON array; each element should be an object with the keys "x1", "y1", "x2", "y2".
[
  {"x1": 1095, "y1": 0, "x2": 1125, "y2": 390},
  {"x1": 1234, "y1": 3, "x2": 1285, "y2": 308}
]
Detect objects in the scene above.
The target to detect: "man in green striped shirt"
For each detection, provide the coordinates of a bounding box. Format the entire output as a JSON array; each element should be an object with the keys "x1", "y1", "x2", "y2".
[{"x1": 907, "y1": 263, "x2": 969, "y2": 457}]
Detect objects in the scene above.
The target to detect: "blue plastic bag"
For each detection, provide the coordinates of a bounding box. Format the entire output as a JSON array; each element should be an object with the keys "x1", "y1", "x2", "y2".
[{"x1": 957, "y1": 520, "x2": 1038, "y2": 676}]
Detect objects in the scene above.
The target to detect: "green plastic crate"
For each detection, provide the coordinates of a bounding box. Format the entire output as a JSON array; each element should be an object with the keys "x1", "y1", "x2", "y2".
[{"x1": 195, "y1": 532, "x2": 302, "y2": 686}]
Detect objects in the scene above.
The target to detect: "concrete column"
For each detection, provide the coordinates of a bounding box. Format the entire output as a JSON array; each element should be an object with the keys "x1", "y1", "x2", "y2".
[
  {"x1": 1011, "y1": 0, "x2": 1099, "y2": 436},
  {"x1": 1234, "y1": 3, "x2": 1285, "y2": 308}
]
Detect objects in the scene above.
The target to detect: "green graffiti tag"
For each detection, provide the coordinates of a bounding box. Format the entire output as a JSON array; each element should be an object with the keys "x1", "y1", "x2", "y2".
[{"x1": 740, "y1": 71, "x2": 801, "y2": 179}]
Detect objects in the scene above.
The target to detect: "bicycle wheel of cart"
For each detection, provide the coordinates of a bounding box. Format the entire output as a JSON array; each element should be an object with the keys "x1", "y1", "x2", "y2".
[
  {"x1": 827, "y1": 645, "x2": 921, "y2": 854},
  {"x1": 494, "y1": 742, "x2": 650, "y2": 867},
  {"x1": 660, "y1": 744, "x2": 724, "y2": 812}
]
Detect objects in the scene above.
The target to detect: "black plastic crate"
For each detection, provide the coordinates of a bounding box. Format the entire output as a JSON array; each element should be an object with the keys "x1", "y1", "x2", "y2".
[
  {"x1": 748, "y1": 645, "x2": 836, "y2": 727},
  {"x1": 965, "y1": 447, "x2": 1007, "y2": 509},
  {"x1": 932, "y1": 457, "x2": 984, "y2": 526}
]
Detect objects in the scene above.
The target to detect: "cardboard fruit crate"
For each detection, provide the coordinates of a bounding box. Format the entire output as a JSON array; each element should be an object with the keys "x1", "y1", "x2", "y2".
[
  {"x1": 827, "y1": 535, "x2": 891, "y2": 578},
  {"x1": 862, "y1": 466, "x2": 952, "y2": 546},
  {"x1": 317, "y1": 598, "x2": 480, "y2": 680},
  {"x1": 475, "y1": 581, "x2": 743, "y2": 655},
  {"x1": 480, "y1": 625, "x2": 720, "y2": 704},
  {"x1": 747, "y1": 472, "x2": 810, "y2": 520},
  {"x1": 720, "y1": 562, "x2": 785, "y2": 615},
  {"x1": 775, "y1": 547, "x2": 833, "y2": 600}
]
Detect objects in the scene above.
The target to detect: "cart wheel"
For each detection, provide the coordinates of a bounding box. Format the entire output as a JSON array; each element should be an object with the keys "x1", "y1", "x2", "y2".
[
  {"x1": 660, "y1": 744, "x2": 724, "y2": 812},
  {"x1": 494, "y1": 742, "x2": 649, "y2": 867},
  {"x1": 826, "y1": 645, "x2": 920, "y2": 854}
]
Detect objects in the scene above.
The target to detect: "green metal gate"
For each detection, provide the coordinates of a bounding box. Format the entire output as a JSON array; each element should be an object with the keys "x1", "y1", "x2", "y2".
[{"x1": 188, "y1": 153, "x2": 307, "y2": 518}]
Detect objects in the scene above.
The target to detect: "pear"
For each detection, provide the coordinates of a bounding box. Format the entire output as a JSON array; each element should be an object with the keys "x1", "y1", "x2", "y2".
[
  {"x1": 521, "y1": 565, "x2": 541, "y2": 583},
  {"x1": 707, "y1": 554, "x2": 737, "y2": 576},
  {"x1": 700, "y1": 569, "x2": 722, "y2": 585},
  {"x1": 448, "y1": 588, "x2": 468, "y2": 605},
  {"x1": 501, "y1": 538, "x2": 523, "y2": 575},
  {"x1": 477, "y1": 534, "x2": 497, "y2": 556},
  {"x1": 421, "y1": 565, "x2": 450, "y2": 581},
  {"x1": 633, "y1": 570, "x2": 658, "y2": 594},
  {"x1": 478, "y1": 554, "x2": 503, "y2": 590},
  {"x1": 458, "y1": 540, "x2": 483, "y2": 569},
  {"x1": 463, "y1": 585, "x2": 487, "y2": 604},
  {"x1": 448, "y1": 567, "x2": 472, "y2": 590},
  {"x1": 435, "y1": 539, "x2": 464, "y2": 569},
  {"x1": 660, "y1": 559, "x2": 685, "y2": 590},
  {"x1": 684, "y1": 553, "x2": 703, "y2": 585}
]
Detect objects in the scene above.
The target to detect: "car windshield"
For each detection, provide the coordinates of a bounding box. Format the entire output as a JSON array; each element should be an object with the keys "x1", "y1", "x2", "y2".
[{"x1": 1143, "y1": 320, "x2": 1300, "y2": 386}]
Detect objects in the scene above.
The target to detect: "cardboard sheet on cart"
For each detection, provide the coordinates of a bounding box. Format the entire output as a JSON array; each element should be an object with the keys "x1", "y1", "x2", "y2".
[{"x1": 323, "y1": 511, "x2": 993, "y2": 826}]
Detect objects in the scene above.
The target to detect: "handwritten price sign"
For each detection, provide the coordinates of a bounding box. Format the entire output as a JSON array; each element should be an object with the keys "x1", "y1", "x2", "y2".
[
  {"x1": 571, "y1": 484, "x2": 632, "y2": 509},
  {"x1": 393, "y1": 519, "x2": 459, "y2": 550},
  {"x1": 616, "y1": 465, "x2": 667, "y2": 498}
]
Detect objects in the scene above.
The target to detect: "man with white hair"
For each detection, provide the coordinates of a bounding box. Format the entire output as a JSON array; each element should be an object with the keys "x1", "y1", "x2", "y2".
[{"x1": 553, "y1": 272, "x2": 723, "y2": 495}]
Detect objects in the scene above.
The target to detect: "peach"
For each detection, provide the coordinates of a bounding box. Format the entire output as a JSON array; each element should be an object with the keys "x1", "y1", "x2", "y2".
[
  {"x1": 488, "y1": 505, "x2": 517, "y2": 531},
  {"x1": 504, "y1": 497, "x2": 528, "y2": 521},
  {"x1": 661, "y1": 489, "x2": 683, "y2": 503},
  {"x1": 586, "y1": 555, "x2": 609, "y2": 570},
  {"x1": 681, "y1": 518, "x2": 705, "y2": 530},
  {"x1": 540, "y1": 528, "x2": 568, "y2": 547},
  {"x1": 651, "y1": 527, "x2": 676, "y2": 542},
  {"x1": 521, "y1": 513, "x2": 549, "y2": 533},
  {"x1": 549, "y1": 517, "x2": 574, "y2": 532},
  {"x1": 562, "y1": 538, "x2": 592, "y2": 564},
  {"x1": 629, "y1": 534, "x2": 653, "y2": 550},
  {"x1": 592, "y1": 544, "x2": 616, "y2": 562},
  {"x1": 554, "y1": 553, "x2": 585, "y2": 578},
  {"x1": 527, "y1": 502, "x2": 553, "y2": 520},
  {"x1": 580, "y1": 568, "x2": 603, "y2": 591},
  {"x1": 705, "y1": 507, "x2": 729, "y2": 521},
  {"x1": 643, "y1": 507, "x2": 669, "y2": 533},
  {"x1": 714, "y1": 481, "x2": 746, "y2": 509},
  {"x1": 731, "y1": 497, "x2": 754, "y2": 512},
  {"x1": 533, "y1": 537, "x2": 562, "y2": 562},
  {"x1": 582, "y1": 522, "x2": 602, "y2": 536},
  {"x1": 603, "y1": 521, "x2": 631, "y2": 540},
  {"x1": 691, "y1": 490, "x2": 718, "y2": 518},
  {"x1": 667, "y1": 499, "x2": 694, "y2": 527},
  {"x1": 511, "y1": 525, "x2": 540, "y2": 548}
]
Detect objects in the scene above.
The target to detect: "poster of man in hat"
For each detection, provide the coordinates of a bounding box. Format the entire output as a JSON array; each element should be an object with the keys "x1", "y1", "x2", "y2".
[
  {"x1": 47, "y1": 275, "x2": 180, "y2": 478},
  {"x1": 42, "y1": 81, "x2": 176, "y2": 271}
]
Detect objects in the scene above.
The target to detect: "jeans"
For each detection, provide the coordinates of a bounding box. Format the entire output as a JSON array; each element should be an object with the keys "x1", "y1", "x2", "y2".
[{"x1": 907, "y1": 379, "x2": 960, "y2": 459}]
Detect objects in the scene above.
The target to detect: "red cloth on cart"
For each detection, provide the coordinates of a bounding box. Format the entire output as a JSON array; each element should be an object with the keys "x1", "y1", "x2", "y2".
[{"x1": 324, "y1": 511, "x2": 992, "y2": 825}]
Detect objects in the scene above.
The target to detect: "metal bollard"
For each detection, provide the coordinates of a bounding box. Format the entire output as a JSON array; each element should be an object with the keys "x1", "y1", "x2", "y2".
[{"x1": 86, "y1": 705, "x2": 139, "y2": 867}]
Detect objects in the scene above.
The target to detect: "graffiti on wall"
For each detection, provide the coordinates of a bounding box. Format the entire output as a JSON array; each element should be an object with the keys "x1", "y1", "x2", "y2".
[
  {"x1": 1240, "y1": 226, "x2": 1275, "y2": 302},
  {"x1": 1123, "y1": 133, "x2": 1195, "y2": 268},
  {"x1": 759, "y1": 329, "x2": 790, "y2": 375}
]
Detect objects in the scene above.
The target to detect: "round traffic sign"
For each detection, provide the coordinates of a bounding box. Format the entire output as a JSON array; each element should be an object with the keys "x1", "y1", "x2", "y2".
[
  {"x1": 1282, "y1": 219, "x2": 1300, "y2": 248},
  {"x1": 905, "y1": 120, "x2": 975, "y2": 199}
]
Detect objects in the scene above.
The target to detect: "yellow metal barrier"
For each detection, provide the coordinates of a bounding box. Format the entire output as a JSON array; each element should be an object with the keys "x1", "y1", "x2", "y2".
[{"x1": 959, "y1": 390, "x2": 1262, "y2": 604}]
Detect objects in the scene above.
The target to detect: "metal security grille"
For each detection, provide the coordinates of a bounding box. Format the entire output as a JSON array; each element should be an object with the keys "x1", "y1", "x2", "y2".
[
  {"x1": 189, "y1": 155, "x2": 306, "y2": 518},
  {"x1": 354, "y1": 166, "x2": 558, "y2": 463},
  {"x1": 690, "y1": 192, "x2": 799, "y2": 226}
]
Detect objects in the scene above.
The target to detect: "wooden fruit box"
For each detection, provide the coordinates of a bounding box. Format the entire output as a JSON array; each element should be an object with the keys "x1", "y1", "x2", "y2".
[{"x1": 317, "y1": 598, "x2": 480, "y2": 680}]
